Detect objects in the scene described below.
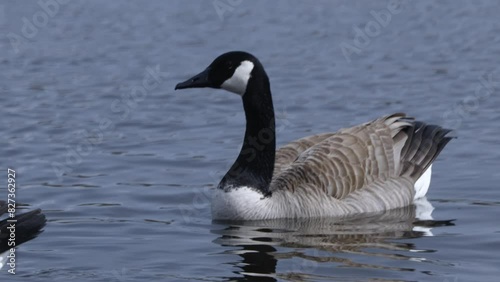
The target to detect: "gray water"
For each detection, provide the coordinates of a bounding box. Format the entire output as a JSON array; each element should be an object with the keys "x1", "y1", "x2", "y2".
[{"x1": 1, "y1": 0, "x2": 500, "y2": 281}]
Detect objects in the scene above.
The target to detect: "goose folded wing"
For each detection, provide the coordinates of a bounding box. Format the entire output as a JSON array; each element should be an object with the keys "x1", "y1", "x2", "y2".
[{"x1": 270, "y1": 113, "x2": 414, "y2": 200}]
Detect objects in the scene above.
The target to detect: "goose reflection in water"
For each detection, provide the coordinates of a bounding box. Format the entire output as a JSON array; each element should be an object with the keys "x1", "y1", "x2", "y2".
[{"x1": 211, "y1": 198, "x2": 454, "y2": 281}]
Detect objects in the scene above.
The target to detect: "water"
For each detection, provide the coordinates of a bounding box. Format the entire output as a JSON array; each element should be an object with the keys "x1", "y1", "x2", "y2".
[{"x1": 1, "y1": 0, "x2": 500, "y2": 281}]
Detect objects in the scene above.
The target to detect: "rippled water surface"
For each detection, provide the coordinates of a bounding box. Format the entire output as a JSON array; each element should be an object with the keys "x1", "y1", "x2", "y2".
[{"x1": 2, "y1": 1, "x2": 500, "y2": 281}]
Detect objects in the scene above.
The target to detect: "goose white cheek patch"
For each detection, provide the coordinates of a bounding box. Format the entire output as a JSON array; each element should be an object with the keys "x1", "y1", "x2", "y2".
[{"x1": 221, "y1": 60, "x2": 254, "y2": 96}]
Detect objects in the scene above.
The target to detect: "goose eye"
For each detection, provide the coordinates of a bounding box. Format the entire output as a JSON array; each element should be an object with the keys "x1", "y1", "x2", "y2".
[{"x1": 226, "y1": 62, "x2": 234, "y2": 70}]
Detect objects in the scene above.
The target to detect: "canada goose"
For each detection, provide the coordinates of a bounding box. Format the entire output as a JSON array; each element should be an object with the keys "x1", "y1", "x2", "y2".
[
  {"x1": 175, "y1": 51, "x2": 452, "y2": 220},
  {"x1": 0, "y1": 202, "x2": 46, "y2": 253}
]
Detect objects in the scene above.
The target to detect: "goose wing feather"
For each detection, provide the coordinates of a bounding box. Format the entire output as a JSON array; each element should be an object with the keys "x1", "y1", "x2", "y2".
[
  {"x1": 270, "y1": 113, "x2": 452, "y2": 208},
  {"x1": 274, "y1": 133, "x2": 335, "y2": 175}
]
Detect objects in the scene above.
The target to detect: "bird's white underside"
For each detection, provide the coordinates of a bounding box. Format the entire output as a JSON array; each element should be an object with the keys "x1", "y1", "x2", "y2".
[
  {"x1": 221, "y1": 60, "x2": 254, "y2": 96},
  {"x1": 212, "y1": 166, "x2": 433, "y2": 220}
]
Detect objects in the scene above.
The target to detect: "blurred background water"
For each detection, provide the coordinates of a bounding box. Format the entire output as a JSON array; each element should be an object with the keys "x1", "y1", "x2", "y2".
[{"x1": 1, "y1": 0, "x2": 500, "y2": 281}]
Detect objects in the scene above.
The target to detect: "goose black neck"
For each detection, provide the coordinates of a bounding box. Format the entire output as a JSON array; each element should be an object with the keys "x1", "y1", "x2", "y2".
[{"x1": 219, "y1": 66, "x2": 276, "y2": 194}]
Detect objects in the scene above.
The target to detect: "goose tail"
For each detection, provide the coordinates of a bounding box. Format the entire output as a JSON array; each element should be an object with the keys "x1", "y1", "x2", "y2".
[
  {"x1": 0, "y1": 205, "x2": 46, "y2": 253},
  {"x1": 398, "y1": 119, "x2": 454, "y2": 181}
]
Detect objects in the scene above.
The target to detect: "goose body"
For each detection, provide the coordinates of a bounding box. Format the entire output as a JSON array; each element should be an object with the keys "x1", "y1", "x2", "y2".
[{"x1": 175, "y1": 51, "x2": 452, "y2": 220}]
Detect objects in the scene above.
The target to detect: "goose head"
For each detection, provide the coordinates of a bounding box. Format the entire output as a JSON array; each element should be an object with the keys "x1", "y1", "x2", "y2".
[
  {"x1": 175, "y1": 51, "x2": 275, "y2": 194},
  {"x1": 175, "y1": 51, "x2": 258, "y2": 96}
]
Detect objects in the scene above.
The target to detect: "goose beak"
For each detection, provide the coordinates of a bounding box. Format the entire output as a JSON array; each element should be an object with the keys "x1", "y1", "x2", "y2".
[{"x1": 175, "y1": 68, "x2": 211, "y2": 90}]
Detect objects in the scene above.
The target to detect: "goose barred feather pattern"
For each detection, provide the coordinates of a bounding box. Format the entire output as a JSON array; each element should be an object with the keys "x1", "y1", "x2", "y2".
[{"x1": 269, "y1": 113, "x2": 452, "y2": 211}]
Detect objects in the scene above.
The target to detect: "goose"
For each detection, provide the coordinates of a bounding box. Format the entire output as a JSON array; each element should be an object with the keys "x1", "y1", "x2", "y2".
[
  {"x1": 175, "y1": 51, "x2": 452, "y2": 220},
  {"x1": 0, "y1": 201, "x2": 46, "y2": 270}
]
